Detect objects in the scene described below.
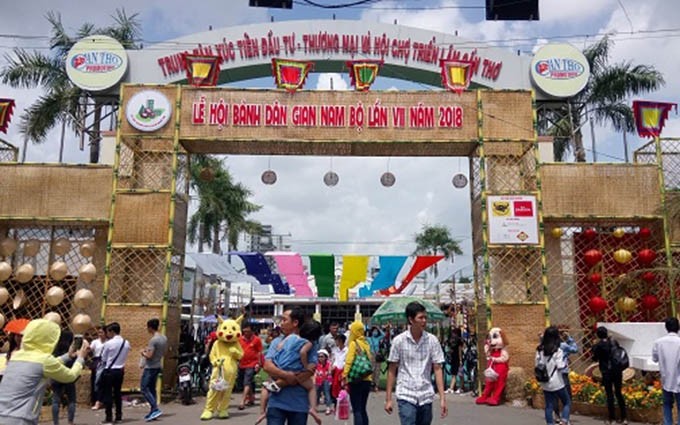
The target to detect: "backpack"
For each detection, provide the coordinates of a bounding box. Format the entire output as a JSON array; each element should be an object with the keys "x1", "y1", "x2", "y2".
[
  {"x1": 609, "y1": 340, "x2": 630, "y2": 371},
  {"x1": 534, "y1": 353, "x2": 556, "y2": 383}
]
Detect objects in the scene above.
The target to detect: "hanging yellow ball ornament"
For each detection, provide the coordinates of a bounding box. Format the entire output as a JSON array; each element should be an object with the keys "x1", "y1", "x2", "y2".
[
  {"x1": 49, "y1": 261, "x2": 68, "y2": 281},
  {"x1": 22, "y1": 239, "x2": 41, "y2": 257},
  {"x1": 0, "y1": 287, "x2": 9, "y2": 305},
  {"x1": 0, "y1": 313, "x2": 5, "y2": 329},
  {"x1": 551, "y1": 228, "x2": 564, "y2": 238},
  {"x1": 45, "y1": 286, "x2": 65, "y2": 306},
  {"x1": 78, "y1": 263, "x2": 97, "y2": 283},
  {"x1": 0, "y1": 262, "x2": 11, "y2": 282},
  {"x1": 53, "y1": 238, "x2": 71, "y2": 256},
  {"x1": 73, "y1": 289, "x2": 94, "y2": 309},
  {"x1": 44, "y1": 311, "x2": 62, "y2": 325},
  {"x1": 72, "y1": 313, "x2": 92, "y2": 334},
  {"x1": 15, "y1": 264, "x2": 35, "y2": 284},
  {"x1": 0, "y1": 238, "x2": 17, "y2": 257},
  {"x1": 79, "y1": 242, "x2": 95, "y2": 258},
  {"x1": 616, "y1": 296, "x2": 637, "y2": 313},
  {"x1": 613, "y1": 249, "x2": 633, "y2": 264},
  {"x1": 612, "y1": 228, "x2": 626, "y2": 238}
]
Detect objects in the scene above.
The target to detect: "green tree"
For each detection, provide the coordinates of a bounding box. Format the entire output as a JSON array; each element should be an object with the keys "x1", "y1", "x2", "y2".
[
  {"x1": 188, "y1": 155, "x2": 261, "y2": 254},
  {"x1": 542, "y1": 34, "x2": 664, "y2": 162},
  {"x1": 414, "y1": 224, "x2": 463, "y2": 258},
  {"x1": 0, "y1": 9, "x2": 141, "y2": 163}
]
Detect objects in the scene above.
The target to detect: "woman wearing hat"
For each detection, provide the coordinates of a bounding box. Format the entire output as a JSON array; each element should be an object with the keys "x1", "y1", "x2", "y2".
[
  {"x1": 315, "y1": 348, "x2": 333, "y2": 415},
  {"x1": 0, "y1": 318, "x2": 30, "y2": 383}
]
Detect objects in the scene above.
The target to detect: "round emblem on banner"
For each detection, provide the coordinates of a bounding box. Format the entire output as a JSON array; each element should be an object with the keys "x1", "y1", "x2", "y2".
[
  {"x1": 452, "y1": 173, "x2": 468, "y2": 188},
  {"x1": 261, "y1": 170, "x2": 277, "y2": 185},
  {"x1": 380, "y1": 172, "x2": 396, "y2": 187},
  {"x1": 323, "y1": 171, "x2": 339, "y2": 187},
  {"x1": 125, "y1": 90, "x2": 172, "y2": 132},
  {"x1": 65, "y1": 35, "x2": 128, "y2": 91}
]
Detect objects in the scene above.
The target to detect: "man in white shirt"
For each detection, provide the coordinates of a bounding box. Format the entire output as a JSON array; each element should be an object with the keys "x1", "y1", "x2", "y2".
[
  {"x1": 652, "y1": 317, "x2": 680, "y2": 425},
  {"x1": 90, "y1": 326, "x2": 107, "y2": 410},
  {"x1": 385, "y1": 301, "x2": 447, "y2": 425},
  {"x1": 100, "y1": 322, "x2": 131, "y2": 425}
]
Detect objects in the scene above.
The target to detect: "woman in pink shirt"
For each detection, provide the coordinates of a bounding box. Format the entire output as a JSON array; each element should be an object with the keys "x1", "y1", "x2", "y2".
[{"x1": 315, "y1": 349, "x2": 333, "y2": 415}]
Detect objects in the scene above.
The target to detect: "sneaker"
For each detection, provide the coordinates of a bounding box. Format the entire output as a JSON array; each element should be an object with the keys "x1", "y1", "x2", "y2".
[
  {"x1": 148, "y1": 410, "x2": 162, "y2": 421},
  {"x1": 101, "y1": 421, "x2": 113, "y2": 425},
  {"x1": 444, "y1": 389, "x2": 453, "y2": 394},
  {"x1": 263, "y1": 381, "x2": 281, "y2": 393},
  {"x1": 144, "y1": 412, "x2": 152, "y2": 421}
]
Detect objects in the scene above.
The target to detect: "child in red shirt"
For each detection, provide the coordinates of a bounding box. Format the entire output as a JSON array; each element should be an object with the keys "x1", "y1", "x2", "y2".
[{"x1": 315, "y1": 349, "x2": 333, "y2": 415}]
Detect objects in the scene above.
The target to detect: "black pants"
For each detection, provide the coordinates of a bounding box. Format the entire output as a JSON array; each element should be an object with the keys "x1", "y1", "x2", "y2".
[
  {"x1": 101, "y1": 368, "x2": 124, "y2": 422},
  {"x1": 602, "y1": 370, "x2": 626, "y2": 421},
  {"x1": 349, "y1": 380, "x2": 371, "y2": 425}
]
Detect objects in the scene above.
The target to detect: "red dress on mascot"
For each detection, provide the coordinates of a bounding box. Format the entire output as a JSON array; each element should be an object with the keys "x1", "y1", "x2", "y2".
[{"x1": 475, "y1": 327, "x2": 509, "y2": 406}]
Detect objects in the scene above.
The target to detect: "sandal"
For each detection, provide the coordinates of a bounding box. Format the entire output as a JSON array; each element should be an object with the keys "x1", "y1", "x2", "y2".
[{"x1": 238, "y1": 404, "x2": 245, "y2": 410}]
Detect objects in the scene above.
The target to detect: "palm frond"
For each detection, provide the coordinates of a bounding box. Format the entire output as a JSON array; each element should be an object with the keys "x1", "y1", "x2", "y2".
[
  {"x1": 584, "y1": 34, "x2": 613, "y2": 77},
  {"x1": 590, "y1": 64, "x2": 665, "y2": 105},
  {"x1": 592, "y1": 102, "x2": 634, "y2": 132},
  {"x1": 0, "y1": 49, "x2": 66, "y2": 88},
  {"x1": 103, "y1": 8, "x2": 142, "y2": 49}
]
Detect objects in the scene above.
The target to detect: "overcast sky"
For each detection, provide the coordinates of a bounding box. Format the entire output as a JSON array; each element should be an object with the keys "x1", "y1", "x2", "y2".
[{"x1": 2, "y1": 0, "x2": 680, "y2": 276}]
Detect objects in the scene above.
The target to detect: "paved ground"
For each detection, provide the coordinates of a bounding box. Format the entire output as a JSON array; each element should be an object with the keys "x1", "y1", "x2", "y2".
[{"x1": 61, "y1": 391, "x2": 611, "y2": 425}]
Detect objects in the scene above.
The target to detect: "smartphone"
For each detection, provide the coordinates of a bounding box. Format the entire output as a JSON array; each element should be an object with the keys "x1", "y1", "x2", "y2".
[{"x1": 73, "y1": 335, "x2": 83, "y2": 350}]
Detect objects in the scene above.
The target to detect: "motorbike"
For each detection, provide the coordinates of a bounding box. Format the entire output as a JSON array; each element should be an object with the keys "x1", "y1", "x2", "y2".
[{"x1": 176, "y1": 352, "x2": 194, "y2": 405}]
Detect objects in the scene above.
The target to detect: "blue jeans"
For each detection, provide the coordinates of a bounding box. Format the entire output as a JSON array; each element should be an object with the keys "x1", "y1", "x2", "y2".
[
  {"x1": 662, "y1": 390, "x2": 680, "y2": 425},
  {"x1": 544, "y1": 387, "x2": 570, "y2": 425},
  {"x1": 266, "y1": 406, "x2": 308, "y2": 425},
  {"x1": 317, "y1": 381, "x2": 332, "y2": 408},
  {"x1": 51, "y1": 382, "x2": 76, "y2": 425},
  {"x1": 140, "y1": 368, "x2": 161, "y2": 412},
  {"x1": 397, "y1": 399, "x2": 433, "y2": 425}
]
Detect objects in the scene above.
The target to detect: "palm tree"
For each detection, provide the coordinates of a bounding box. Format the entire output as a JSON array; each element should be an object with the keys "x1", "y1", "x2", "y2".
[
  {"x1": 414, "y1": 224, "x2": 463, "y2": 259},
  {"x1": 542, "y1": 34, "x2": 665, "y2": 162},
  {"x1": 0, "y1": 9, "x2": 141, "y2": 163},
  {"x1": 188, "y1": 155, "x2": 261, "y2": 254}
]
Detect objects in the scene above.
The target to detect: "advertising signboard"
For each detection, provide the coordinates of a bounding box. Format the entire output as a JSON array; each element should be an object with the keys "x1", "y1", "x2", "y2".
[
  {"x1": 530, "y1": 43, "x2": 590, "y2": 98},
  {"x1": 66, "y1": 35, "x2": 128, "y2": 91},
  {"x1": 487, "y1": 195, "x2": 539, "y2": 245}
]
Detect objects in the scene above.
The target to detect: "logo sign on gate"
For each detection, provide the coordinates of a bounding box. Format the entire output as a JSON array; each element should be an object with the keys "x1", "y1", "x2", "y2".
[
  {"x1": 66, "y1": 35, "x2": 128, "y2": 92},
  {"x1": 487, "y1": 195, "x2": 538, "y2": 245},
  {"x1": 125, "y1": 90, "x2": 172, "y2": 132},
  {"x1": 530, "y1": 43, "x2": 590, "y2": 98}
]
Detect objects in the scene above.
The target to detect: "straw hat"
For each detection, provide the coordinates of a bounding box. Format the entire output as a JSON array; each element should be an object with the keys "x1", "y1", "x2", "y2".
[
  {"x1": 45, "y1": 286, "x2": 65, "y2": 306},
  {"x1": 78, "y1": 263, "x2": 97, "y2": 283},
  {"x1": 73, "y1": 288, "x2": 94, "y2": 309},
  {"x1": 22, "y1": 239, "x2": 40, "y2": 257},
  {"x1": 49, "y1": 261, "x2": 68, "y2": 281},
  {"x1": 12, "y1": 289, "x2": 26, "y2": 310},
  {"x1": 44, "y1": 311, "x2": 62, "y2": 325},
  {"x1": 15, "y1": 264, "x2": 34, "y2": 284},
  {"x1": 590, "y1": 364, "x2": 635, "y2": 382},
  {"x1": 0, "y1": 262, "x2": 11, "y2": 282},
  {"x1": 0, "y1": 238, "x2": 17, "y2": 257},
  {"x1": 80, "y1": 242, "x2": 95, "y2": 258},
  {"x1": 52, "y1": 238, "x2": 71, "y2": 256},
  {"x1": 0, "y1": 287, "x2": 9, "y2": 305},
  {"x1": 72, "y1": 313, "x2": 92, "y2": 334}
]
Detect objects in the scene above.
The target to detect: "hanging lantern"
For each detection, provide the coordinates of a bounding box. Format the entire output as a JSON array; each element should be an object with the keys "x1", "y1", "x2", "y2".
[
  {"x1": 612, "y1": 228, "x2": 626, "y2": 238},
  {"x1": 53, "y1": 238, "x2": 71, "y2": 256},
  {"x1": 640, "y1": 294, "x2": 661, "y2": 311},
  {"x1": 199, "y1": 167, "x2": 215, "y2": 182},
  {"x1": 588, "y1": 273, "x2": 603, "y2": 285},
  {"x1": 22, "y1": 239, "x2": 41, "y2": 257},
  {"x1": 261, "y1": 170, "x2": 277, "y2": 185},
  {"x1": 380, "y1": 172, "x2": 396, "y2": 187},
  {"x1": 440, "y1": 60, "x2": 472, "y2": 93},
  {"x1": 182, "y1": 54, "x2": 221, "y2": 87},
  {"x1": 271, "y1": 58, "x2": 314, "y2": 92},
  {"x1": 0, "y1": 238, "x2": 17, "y2": 257},
  {"x1": 49, "y1": 261, "x2": 68, "y2": 281},
  {"x1": 550, "y1": 228, "x2": 564, "y2": 238},
  {"x1": 615, "y1": 296, "x2": 637, "y2": 313},
  {"x1": 638, "y1": 227, "x2": 652, "y2": 239},
  {"x1": 452, "y1": 173, "x2": 468, "y2": 188},
  {"x1": 44, "y1": 311, "x2": 62, "y2": 325},
  {"x1": 588, "y1": 296, "x2": 608, "y2": 314},
  {"x1": 0, "y1": 261, "x2": 11, "y2": 282},
  {"x1": 323, "y1": 171, "x2": 339, "y2": 187},
  {"x1": 78, "y1": 263, "x2": 97, "y2": 283},
  {"x1": 613, "y1": 249, "x2": 633, "y2": 264},
  {"x1": 583, "y1": 228, "x2": 598, "y2": 240},
  {"x1": 640, "y1": 271, "x2": 656, "y2": 284},
  {"x1": 346, "y1": 60, "x2": 383, "y2": 91},
  {"x1": 45, "y1": 286, "x2": 65, "y2": 306},
  {"x1": 72, "y1": 313, "x2": 92, "y2": 334},
  {"x1": 584, "y1": 249, "x2": 603, "y2": 267},
  {"x1": 0, "y1": 313, "x2": 4, "y2": 330},
  {"x1": 638, "y1": 249, "x2": 657, "y2": 265},
  {"x1": 0, "y1": 287, "x2": 9, "y2": 305},
  {"x1": 74, "y1": 289, "x2": 94, "y2": 309},
  {"x1": 15, "y1": 264, "x2": 35, "y2": 284},
  {"x1": 79, "y1": 242, "x2": 95, "y2": 258}
]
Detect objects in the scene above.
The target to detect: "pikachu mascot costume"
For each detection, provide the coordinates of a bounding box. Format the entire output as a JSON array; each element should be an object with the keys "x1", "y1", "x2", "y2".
[{"x1": 201, "y1": 315, "x2": 244, "y2": 420}]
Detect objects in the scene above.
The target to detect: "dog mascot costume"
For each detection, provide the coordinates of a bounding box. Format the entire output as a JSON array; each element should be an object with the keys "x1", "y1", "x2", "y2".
[
  {"x1": 475, "y1": 327, "x2": 509, "y2": 406},
  {"x1": 201, "y1": 315, "x2": 244, "y2": 420}
]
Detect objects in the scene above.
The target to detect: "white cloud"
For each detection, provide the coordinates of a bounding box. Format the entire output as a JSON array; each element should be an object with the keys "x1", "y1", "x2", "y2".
[{"x1": 315, "y1": 73, "x2": 349, "y2": 90}]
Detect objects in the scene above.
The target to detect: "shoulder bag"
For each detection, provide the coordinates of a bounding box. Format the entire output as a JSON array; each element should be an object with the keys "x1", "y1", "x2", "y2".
[{"x1": 348, "y1": 344, "x2": 372, "y2": 382}]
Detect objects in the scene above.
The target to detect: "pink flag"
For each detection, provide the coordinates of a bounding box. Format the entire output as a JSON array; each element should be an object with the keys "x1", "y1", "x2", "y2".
[{"x1": 269, "y1": 252, "x2": 313, "y2": 297}]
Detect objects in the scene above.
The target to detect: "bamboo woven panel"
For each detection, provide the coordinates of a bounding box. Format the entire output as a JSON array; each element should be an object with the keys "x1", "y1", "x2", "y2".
[
  {"x1": 470, "y1": 155, "x2": 482, "y2": 199},
  {"x1": 107, "y1": 247, "x2": 166, "y2": 304},
  {"x1": 479, "y1": 91, "x2": 534, "y2": 141},
  {"x1": 489, "y1": 304, "x2": 545, "y2": 373},
  {"x1": 112, "y1": 193, "x2": 170, "y2": 244},
  {"x1": 484, "y1": 144, "x2": 537, "y2": 192},
  {"x1": 487, "y1": 247, "x2": 543, "y2": 303},
  {"x1": 119, "y1": 85, "x2": 177, "y2": 138},
  {"x1": 0, "y1": 145, "x2": 17, "y2": 162},
  {"x1": 178, "y1": 88, "x2": 482, "y2": 143},
  {"x1": 172, "y1": 198, "x2": 187, "y2": 253},
  {"x1": 541, "y1": 164, "x2": 661, "y2": 217},
  {"x1": 669, "y1": 191, "x2": 679, "y2": 244},
  {"x1": 104, "y1": 305, "x2": 162, "y2": 391},
  {"x1": 117, "y1": 138, "x2": 175, "y2": 191},
  {"x1": 0, "y1": 165, "x2": 112, "y2": 219},
  {"x1": 660, "y1": 139, "x2": 680, "y2": 189}
]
